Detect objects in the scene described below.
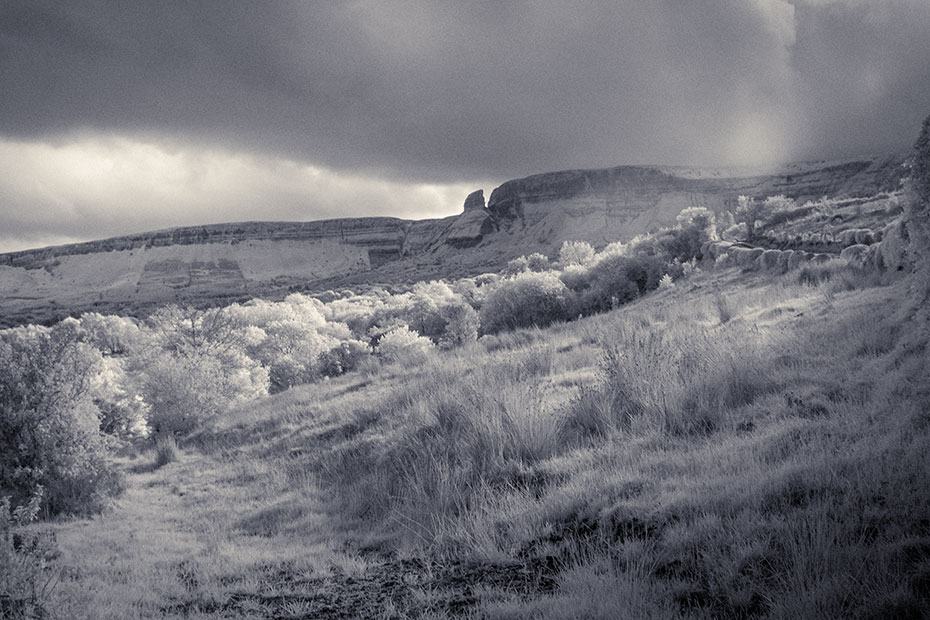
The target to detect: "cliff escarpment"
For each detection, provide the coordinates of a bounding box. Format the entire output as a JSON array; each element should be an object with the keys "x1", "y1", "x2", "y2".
[{"x1": 0, "y1": 154, "x2": 907, "y2": 325}]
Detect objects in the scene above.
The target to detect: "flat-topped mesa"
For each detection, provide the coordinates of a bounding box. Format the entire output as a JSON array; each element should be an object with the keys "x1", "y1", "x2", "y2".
[{"x1": 0, "y1": 218, "x2": 412, "y2": 268}]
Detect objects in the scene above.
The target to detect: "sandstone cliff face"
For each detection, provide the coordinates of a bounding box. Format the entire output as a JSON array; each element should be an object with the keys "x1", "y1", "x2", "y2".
[
  {"x1": 485, "y1": 155, "x2": 907, "y2": 253},
  {"x1": 0, "y1": 154, "x2": 907, "y2": 323}
]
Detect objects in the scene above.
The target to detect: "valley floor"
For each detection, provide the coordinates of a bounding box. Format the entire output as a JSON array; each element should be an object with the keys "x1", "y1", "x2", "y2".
[{"x1": 43, "y1": 267, "x2": 930, "y2": 619}]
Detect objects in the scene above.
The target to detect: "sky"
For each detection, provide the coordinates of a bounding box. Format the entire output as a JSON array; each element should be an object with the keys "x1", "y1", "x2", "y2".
[{"x1": 1, "y1": 0, "x2": 929, "y2": 253}]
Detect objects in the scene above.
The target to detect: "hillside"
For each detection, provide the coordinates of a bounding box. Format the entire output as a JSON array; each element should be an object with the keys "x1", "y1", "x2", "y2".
[
  {"x1": 39, "y1": 266, "x2": 930, "y2": 619},
  {"x1": 3, "y1": 141, "x2": 928, "y2": 618},
  {"x1": 0, "y1": 154, "x2": 906, "y2": 327}
]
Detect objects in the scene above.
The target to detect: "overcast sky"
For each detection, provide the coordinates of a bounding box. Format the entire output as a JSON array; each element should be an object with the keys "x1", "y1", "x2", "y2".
[{"x1": 1, "y1": 0, "x2": 929, "y2": 253}]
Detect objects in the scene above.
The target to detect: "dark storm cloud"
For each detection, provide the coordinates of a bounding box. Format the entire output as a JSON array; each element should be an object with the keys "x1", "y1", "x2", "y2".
[
  {"x1": 3, "y1": 0, "x2": 927, "y2": 180},
  {"x1": 0, "y1": 1, "x2": 928, "y2": 253}
]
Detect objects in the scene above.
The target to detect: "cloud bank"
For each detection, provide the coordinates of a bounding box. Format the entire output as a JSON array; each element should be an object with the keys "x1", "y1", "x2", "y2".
[{"x1": 1, "y1": 0, "x2": 928, "y2": 251}]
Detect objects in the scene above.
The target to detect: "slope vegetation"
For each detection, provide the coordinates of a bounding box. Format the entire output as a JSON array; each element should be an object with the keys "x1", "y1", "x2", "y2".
[{"x1": 42, "y1": 266, "x2": 930, "y2": 619}]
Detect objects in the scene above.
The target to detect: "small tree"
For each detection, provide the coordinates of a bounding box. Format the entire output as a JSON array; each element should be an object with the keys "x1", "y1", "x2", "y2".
[
  {"x1": 525, "y1": 252, "x2": 552, "y2": 272},
  {"x1": 439, "y1": 300, "x2": 480, "y2": 347},
  {"x1": 375, "y1": 325, "x2": 434, "y2": 364},
  {"x1": 503, "y1": 255, "x2": 530, "y2": 276},
  {"x1": 133, "y1": 306, "x2": 268, "y2": 434},
  {"x1": 736, "y1": 195, "x2": 765, "y2": 241}
]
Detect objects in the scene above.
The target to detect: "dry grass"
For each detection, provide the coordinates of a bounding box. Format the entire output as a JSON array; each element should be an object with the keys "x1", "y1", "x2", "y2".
[{"x1": 43, "y1": 268, "x2": 930, "y2": 618}]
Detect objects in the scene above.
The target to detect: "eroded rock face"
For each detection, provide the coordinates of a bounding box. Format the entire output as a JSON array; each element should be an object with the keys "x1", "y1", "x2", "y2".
[
  {"x1": 0, "y1": 154, "x2": 908, "y2": 323},
  {"x1": 485, "y1": 156, "x2": 907, "y2": 253}
]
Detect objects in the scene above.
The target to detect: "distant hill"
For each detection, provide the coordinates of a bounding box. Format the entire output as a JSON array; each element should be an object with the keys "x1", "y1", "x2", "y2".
[{"x1": 0, "y1": 154, "x2": 907, "y2": 326}]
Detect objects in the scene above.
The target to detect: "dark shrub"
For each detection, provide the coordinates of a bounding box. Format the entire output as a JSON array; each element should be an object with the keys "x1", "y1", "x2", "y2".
[{"x1": 479, "y1": 272, "x2": 574, "y2": 334}]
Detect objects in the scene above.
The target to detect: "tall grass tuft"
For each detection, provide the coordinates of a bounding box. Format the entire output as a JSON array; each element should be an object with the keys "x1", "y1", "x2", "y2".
[
  {"x1": 713, "y1": 291, "x2": 733, "y2": 324},
  {"x1": 154, "y1": 434, "x2": 180, "y2": 469},
  {"x1": 314, "y1": 356, "x2": 565, "y2": 550},
  {"x1": 562, "y1": 315, "x2": 774, "y2": 439}
]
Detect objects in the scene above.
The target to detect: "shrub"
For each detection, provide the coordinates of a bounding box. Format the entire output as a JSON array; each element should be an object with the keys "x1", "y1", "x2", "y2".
[
  {"x1": 579, "y1": 254, "x2": 641, "y2": 314},
  {"x1": 78, "y1": 312, "x2": 142, "y2": 355},
  {"x1": 451, "y1": 278, "x2": 483, "y2": 309},
  {"x1": 439, "y1": 300, "x2": 480, "y2": 348},
  {"x1": 713, "y1": 292, "x2": 733, "y2": 324},
  {"x1": 736, "y1": 195, "x2": 766, "y2": 241},
  {"x1": 405, "y1": 281, "x2": 458, "y2": 340},
  {"x1": 479, "y1": 272, "x2": 574, "y2": 334},
  {"x1": 0, "y1": 323, "x2": 121, "y2": 516},
  {"x1": 319, "y1": 340, "x2": 372, "y2": 377},
  {"x1": 879, "y1": 220, "x2": 910, "y2": 272},
  {"x1": 525, "y1": 252, "x2": 552, "y2": 272},
  {"x1": 133, "y1": 306, "x2": 268, "y2": 434},
  {"x1": 558, "y1": 241, "x2": 595, "y2": 266},
  {"x1": 375, "y1": 325, "x2": 434, "y2": 364},
  {"x1": 153, "y1": 434, "x2": 179, "y2": 469},
  {"x1": 558, "y1": 265, "x2": 589, "y2": 294},
  {"x1": 90, "y1": 356, "x2": 149, "y2": 439},
  {"x1": 722, "y1": 222, "x2": 748, "y2": 241},
  {"x1": 503, "y1": 255, "x2": 530, "y2": 275}
]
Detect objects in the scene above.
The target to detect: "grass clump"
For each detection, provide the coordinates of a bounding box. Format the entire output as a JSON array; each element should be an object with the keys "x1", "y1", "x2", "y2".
[
  {"x1": 153, "y1": 434, "x2": 180, "y2": 469},
  {"x1": 562, "y1": 314, "x2": 775, "y2": 440}
]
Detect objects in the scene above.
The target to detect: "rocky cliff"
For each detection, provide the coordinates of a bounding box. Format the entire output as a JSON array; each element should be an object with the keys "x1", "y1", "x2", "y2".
[
  {"x1": 0, "y1": 154, "x2": 907, "y2": 325},
  {"x1": 484, "y1": 155, "x2": 907, "y2": 253}
]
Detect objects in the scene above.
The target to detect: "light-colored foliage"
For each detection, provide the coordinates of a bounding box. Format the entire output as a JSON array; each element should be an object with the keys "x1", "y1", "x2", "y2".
[
  {"x1": 558, "y1": 240, "x2": 595, "y2": 266},
  {"x1": 132, "y1": 306, "x2": 269, "y2": 434},
  {"x1": 375, "y1": 325, "x2": 434, "y2": 364}
]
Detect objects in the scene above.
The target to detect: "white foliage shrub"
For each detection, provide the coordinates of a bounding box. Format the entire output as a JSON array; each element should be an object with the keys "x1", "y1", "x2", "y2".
[
  {"x1": 132, "y1": 306, "x2": 269, "y2": 434},
  {"x1": 558, "y1": 240, "x2": 596, "y2": 266},
  {"x1": 375, "y1": 325, "x2": 434, "y2": 364}
]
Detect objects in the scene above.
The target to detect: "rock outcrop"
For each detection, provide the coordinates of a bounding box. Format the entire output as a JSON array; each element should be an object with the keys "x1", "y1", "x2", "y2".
[{"x1": 443, "y1": 190, "x2": 497, "y2": 248}]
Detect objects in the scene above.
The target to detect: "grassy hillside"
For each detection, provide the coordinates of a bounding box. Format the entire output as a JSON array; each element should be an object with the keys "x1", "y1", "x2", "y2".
[{"x1": 38, "y1": 264, "x2": 930, "y2": 619}]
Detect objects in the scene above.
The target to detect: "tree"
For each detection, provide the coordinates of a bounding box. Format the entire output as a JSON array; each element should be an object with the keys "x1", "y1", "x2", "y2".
[
  {"x1": 906, "y1": 112, "x2": 930, "y2": 297},
  {"x1": 375, "y1": 325, "x2": 434, "y2": 364},
  {"x1": 439, "y1": 300, "x2": 480, "y2": 347},
  {"x1": 525, "y1": 252, "x2": 552, "y2": 272},
  {"x1": 132, "y1": 306, "x2": 268, "y2": 434}
]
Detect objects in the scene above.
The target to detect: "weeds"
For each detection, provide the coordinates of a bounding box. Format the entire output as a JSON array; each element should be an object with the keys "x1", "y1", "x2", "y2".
[{"x1": 1, "y1": 492, "x2": 60, "y2": 620}]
